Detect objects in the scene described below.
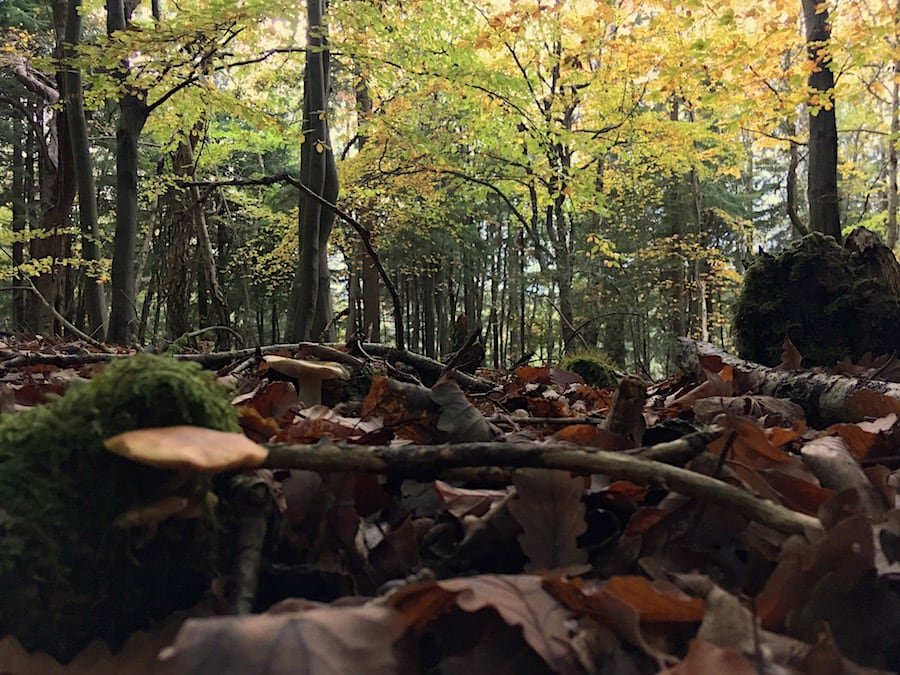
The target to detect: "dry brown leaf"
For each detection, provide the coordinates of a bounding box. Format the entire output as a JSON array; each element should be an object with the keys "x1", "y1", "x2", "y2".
[
  {"x1": 660, "y1": 638, "x2": 757, "y2": 675},
  {"x1": 246, "y1": 381, "x2": 300, "y2": 422},
  {"x1": 433, "y1": 480, "x2": 508, "y2": 519},
  {"x1": 161, "y1": 605, "x2": 405, "y2": 675},
  {"x1": 431, "y1": 377, "x2": 497, "y2": 442},
  {"x1": 847, "y1": 389, "x2": 900, "y2": 421},
  {"x1": 776, "y1": 336, "x2": 802, "y2": 371},
  {"x1": 389, "y1": 575, "x2": 579, "y2": 673},
  {"x1": 666, "y1": 367, "x2": 733, "y2": 415},
  {"x1": 104, "y1": 425, "x2": 267, "y2": 471},
  {"x1": 552, "y1": 424, "x2": 634, "y2": 451},
  {"x1": 710, "y1": 416, "x2": 815, "y2": 482},
  {"x1": 237, "y1": 404, "x2": 282, "y2": 442},
  {"x1": 603, "y1": 576, "x2": 706, "y2": 623},
  {"x1": 692, "y1": 395, "x2": 805, "y2": 426},
  {"x1": 508, "y1": 469, "x2": 588, "y2": 572}
]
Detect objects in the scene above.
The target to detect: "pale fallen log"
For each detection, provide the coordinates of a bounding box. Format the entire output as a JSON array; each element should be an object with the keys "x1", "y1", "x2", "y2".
[
  {"x1": 262, "y1": 431, "x2": 823, "y2": 536},
  {"x1": 679, "y1": 338, "x2": 900, "y2": 426}
]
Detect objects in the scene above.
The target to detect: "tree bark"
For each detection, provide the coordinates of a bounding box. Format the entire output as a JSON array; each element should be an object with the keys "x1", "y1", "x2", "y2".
[
  {"x1": 64, "y1": 0, "x2": 108, "y2": 339},
  {"x1": 888, "y1": 57, "x2": 899, "y2": 249},
  {"x1": 802, "y1": 0, "x2": 841, "y2": 239},
  {"x1": 288, "y1": 0, "x2": 338, "y2": 341},
  {"x1": 11, "y1": 118, "x2": 27, "y2": 330},
  {"x1": 107, "y1": 95, "x2": 149, "y2": 343}
]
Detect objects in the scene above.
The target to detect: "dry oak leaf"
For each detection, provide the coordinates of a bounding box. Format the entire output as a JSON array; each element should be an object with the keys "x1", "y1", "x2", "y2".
[
  {"x1": 388, "y1": 574, "x2": 580, "y2": 674},
  {"x1": 161, "y1": 605, "x2": 405, "y2": 675},
  {"x1": 660, "y1": 638, "x2": 757, "y2": 675},
  {"x1": 104, "y1": 425, "x2": 267, "y2": 471},
  {"x1": 508, "y1": 468, "x2": 588, "y2": 572},
  {"x1": 433, "y1": 480, "x2": 507, "y2": 519}
]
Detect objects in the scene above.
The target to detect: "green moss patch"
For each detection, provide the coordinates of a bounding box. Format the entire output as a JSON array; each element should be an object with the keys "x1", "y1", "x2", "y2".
[
  {"x1": 733, "y1": 233, "x2": 900, "y2": 367},
  {"x1": 559, "y1": 349, "x2": 622, "y2": 388},
  {"x1": 0, "y1": 355, "x2": 239, "y2": 661}
]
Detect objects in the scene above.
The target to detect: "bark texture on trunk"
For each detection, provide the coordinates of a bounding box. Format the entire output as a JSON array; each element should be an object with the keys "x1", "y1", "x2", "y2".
[
  {"x1": 288, "y1": 0, "x2": 338, "y2": 341},
  {"x1": 802, "y1": 0, "x2": 841, "y2": 239}
]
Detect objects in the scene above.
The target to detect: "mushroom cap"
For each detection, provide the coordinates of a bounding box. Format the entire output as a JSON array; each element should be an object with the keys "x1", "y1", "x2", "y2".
[
  {"x1": 104, "y1": 425, "x2": 268, "y2": 471},
  {"x1": 263, "y1": 356, "x2": 350, "y2": 381}
]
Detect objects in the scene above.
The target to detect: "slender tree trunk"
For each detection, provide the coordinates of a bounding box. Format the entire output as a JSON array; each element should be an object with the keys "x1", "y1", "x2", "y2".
[
  {"x1": 64, "y1": 0, "x2": 107, "y2": 338},
  {"x1": 288, "y1": 0, "x2": 338, "y2": 341},
  {"x1": 423, "y1": 272, "x2": 436, "y2": 358},
  {"x1": 106, "y1": 0, "x2": 149, "y2": 343},
  {"x1": 165, "y1": 147, "x2": 193, "y2": 340},
  {"x1": 11, "y1": 119, "x2": 27, "y2": 330},
  {"x1": 888, "y1": 58, "x2": 899, "y2": 249},
  {"x1": 107, "y1": 96, "x2": 148, "y2": 343},
  {"x1": 802, "y1": 0, "x2": 841, "y2": 238}
]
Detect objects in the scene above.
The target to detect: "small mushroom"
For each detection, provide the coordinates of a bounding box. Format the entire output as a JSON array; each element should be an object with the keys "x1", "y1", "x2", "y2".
[
  {"x1": 104, "y1": 425, "x2": 268, "y2": 472},
  {"x1": 263, "y1": 356, "x2": 349, "y2": 407}
]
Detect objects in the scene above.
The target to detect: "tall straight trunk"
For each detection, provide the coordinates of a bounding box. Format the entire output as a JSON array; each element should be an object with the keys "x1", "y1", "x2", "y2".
[
  {"x1": 422, "y1": 273, "x2": 436, "y2": 358},
  {"x1": 106, "y1": 0, "x2": 149, "y2": 344},
  {"x1": 107, "y1": 96, "x2": 148, "y2": 343},
  {"x1": 665, "y1": 100, "x2": 688, "y2": 345},
  {"x1": 888, "y1": 59, "x2": 899, "y2": 249},
  {"x1": 64, "y1": 0, "x2": 107, "y2": 338},
  {"x1": 802, "y1": 0, "x2": 841, "y2": 238},
  {"x1": 288, "y1": 0, "x2": 338, "y2": 341},
  {"x1": 12, "y1": 119, "x2": 27, "y2": 329},
  {"x1": 25, "y1": 0, "x2": 76, "y2": 335},
  {"x1": 165, "y1": 148, "x2": 192, "y2": 340},
  {"x1": 362, "y1": 247, "x2": 380, "y2": 341}
]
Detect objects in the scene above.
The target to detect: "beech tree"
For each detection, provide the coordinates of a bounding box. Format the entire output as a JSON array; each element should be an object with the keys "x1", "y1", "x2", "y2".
[{"x1": 287, "y1": 0, "x2": 338, "y2": 342}]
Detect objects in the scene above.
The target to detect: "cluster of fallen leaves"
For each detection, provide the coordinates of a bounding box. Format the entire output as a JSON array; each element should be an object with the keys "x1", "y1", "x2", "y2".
[{"x1": 1, "y1": 336, "x2": 900, "y2": 673}]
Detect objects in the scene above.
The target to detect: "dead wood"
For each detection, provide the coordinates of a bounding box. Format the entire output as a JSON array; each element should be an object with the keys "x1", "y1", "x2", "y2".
[
  {"x1": 262, "y1": 430, "x2": 823, "y2": 536},
  {"x1": 679, "y1": 338, "x2": 900, "y2": 426}
]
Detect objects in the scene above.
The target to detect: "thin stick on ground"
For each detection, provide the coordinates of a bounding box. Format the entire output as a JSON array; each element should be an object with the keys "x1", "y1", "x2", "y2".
[{"x1": 261, "y1": 430, "x2": 823, "y2": 536}]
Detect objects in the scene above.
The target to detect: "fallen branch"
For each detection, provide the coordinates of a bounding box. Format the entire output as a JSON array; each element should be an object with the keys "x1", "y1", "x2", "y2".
[
  {"x1": 345, "y1": 342, "x2": 495, "y2": 392},
  {"x1": 680, "y1": 338, "x2": 900, "y2": 426},
  {"x1": 262, "y1": 431, "x2": 823, "y2": 536}
]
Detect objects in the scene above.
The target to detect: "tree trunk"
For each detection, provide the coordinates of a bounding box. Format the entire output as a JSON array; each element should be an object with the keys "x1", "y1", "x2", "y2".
[
  {"x1": 802, "y1": 0, "x2": 841, "y2": 239},
  {"x1": 423, "y1": 273, "x2": 436, "y2": 359},
  {"x1": 888, "y1": 58, "x2": 899, "y2": 249},
  {"x1": 106, "y1": 0, "x2": 149, "y2": 344},
  {"x1": 11, "y1": 118, "x2": 27, "y2": 330},
  {"x1": 64, "y1": 0, "x2": 107, "y2": 339},
  {"x1": 107, "y1": 96, "x2": 148, "y2": 344},
  {"x1": 165, "y1": 146, "x2": 193, "y2": 341},
  {"x1": 288, "y1": 0, "x2": 338, "y2": 341}
]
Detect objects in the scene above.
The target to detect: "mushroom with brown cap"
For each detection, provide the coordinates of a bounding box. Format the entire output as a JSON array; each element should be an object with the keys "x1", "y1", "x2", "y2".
[
  {"x1": 263, "y1": 355, "x2": 349, "y2": 407},
  {"x1": 104, "y1": 425, "x2": 268, "y2": 528}
]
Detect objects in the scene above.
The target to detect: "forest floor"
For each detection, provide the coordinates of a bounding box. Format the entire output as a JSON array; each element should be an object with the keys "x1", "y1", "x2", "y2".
[{"x1": 1, "y1": 335, "x2": 899, "y2": 674}]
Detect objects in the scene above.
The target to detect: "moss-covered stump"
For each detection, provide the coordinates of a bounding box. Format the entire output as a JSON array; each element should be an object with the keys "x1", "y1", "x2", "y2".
[
  {"x1": 733, "y1": 231, "x2": 900, "y2": 367},
  {"x1": 0, "y1": 355, "x2": 239, "y2": 661},
  {"x1": 559, "y1": 349, "x2": 622, "y2": 388}
]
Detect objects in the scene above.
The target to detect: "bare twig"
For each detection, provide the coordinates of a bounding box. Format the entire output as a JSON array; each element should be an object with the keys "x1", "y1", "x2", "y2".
[
  {"x1": 21, "y1": 275, "x2": 112, "y2": 352},
  {"x1": 261, "y1": 431, "x2": 823, "y2": 536}
]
